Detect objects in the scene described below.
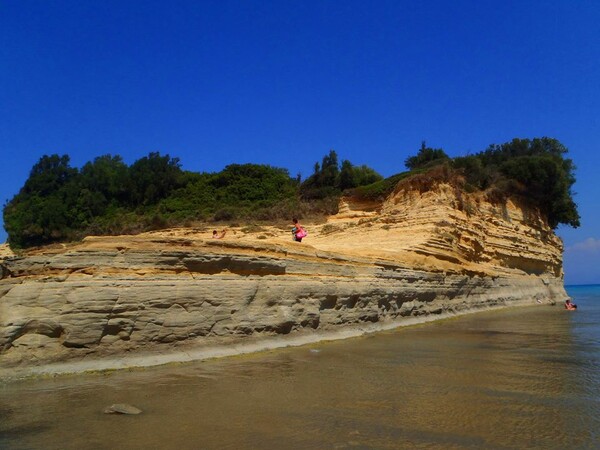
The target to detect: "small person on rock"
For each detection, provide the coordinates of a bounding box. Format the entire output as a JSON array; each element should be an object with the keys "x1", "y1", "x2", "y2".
[
  {"x1": 292, "y1": 218, "x2": 307, "y2": 242},
  {"x1": 212, "y1": 229, "x2": 227, "y2": 239}
]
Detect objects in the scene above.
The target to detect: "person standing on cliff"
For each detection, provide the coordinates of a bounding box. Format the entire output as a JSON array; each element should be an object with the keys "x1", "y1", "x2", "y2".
[{"x1": 292, "y1": 218, "x2": 307, "y2": 242}]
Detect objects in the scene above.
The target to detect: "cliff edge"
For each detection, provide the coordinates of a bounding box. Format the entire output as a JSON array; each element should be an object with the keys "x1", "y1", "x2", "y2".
[{"x1": 0, "y1": 181, "x2": 567, "y2": 376}]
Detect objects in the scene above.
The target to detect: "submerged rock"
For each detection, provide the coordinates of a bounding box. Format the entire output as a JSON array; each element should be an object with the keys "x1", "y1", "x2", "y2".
[{"x1": 104, "y1": 403, "x2": 142, "y2": 415}]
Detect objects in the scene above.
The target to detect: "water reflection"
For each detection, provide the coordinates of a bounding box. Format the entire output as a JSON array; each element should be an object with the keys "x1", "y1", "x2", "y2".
[{"x1": 1, "y1": 304, "x2": 599, "y2": 449}]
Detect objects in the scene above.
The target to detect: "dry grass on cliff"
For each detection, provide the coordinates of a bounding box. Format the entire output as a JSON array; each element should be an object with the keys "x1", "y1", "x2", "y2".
[{"x1": 0, "y1": 243, "x2": 14, "y2": 259}]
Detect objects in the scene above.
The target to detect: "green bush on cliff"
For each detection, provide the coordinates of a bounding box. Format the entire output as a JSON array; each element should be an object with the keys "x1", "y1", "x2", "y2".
[
  {"x1": 300, "y1": 149, "x2": 383, "y2": 200},
  {"x1": 451, "y1": 137, "x2": 579, "y2": 228},
  {"x1": 4, "y1": 152, "x2": 190, "y2": 247},
  {"x1": 3, "y1": 138, "x2": 579, "y2": 249},
  {"x1": 4, "y1": 150, "x2": 381, "y2": 248},
  {"x1": 4, "y1": 155, "x2": 79, "y2": 247},
  {"x1": 158, "y1": 163, "x2": 300, "y2": 221},
  {"x1": 404, "y1": 141, "x2": 450, "y2": 170},
  {"x1": 348, "y1": 137, "x2": 579, "y2": 228}
]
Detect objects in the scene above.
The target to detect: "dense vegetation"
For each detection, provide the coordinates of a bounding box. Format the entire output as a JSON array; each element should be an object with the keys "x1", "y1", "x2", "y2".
[
  {"x1": 3, "y1": 137, "x2": 579, "y2": 249},
  {"x1": 3, "y1": 150, "x2": 380, "y2": 248},
  {"x1": 300, "y1": 150, "x2": 383, "y2": 199},
  {"x1": 404, "y1": 141, "x2": 449, "y2": 170},
  {"x1": 453, "y1": 137, "x2": 579, "y2": 228},
  {"x1": 351, "y1": 137, "x2": 580, "y2": 229}
]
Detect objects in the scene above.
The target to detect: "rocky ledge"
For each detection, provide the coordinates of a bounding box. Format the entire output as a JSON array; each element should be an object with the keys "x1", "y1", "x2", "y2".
[{"x1": 0, "y1": 181, "x2": 568, "y2": 376}]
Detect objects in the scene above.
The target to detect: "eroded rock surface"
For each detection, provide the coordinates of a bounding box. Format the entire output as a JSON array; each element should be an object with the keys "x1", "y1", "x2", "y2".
[
  {"x1": 0, "y1": 184, "x2": 568, "y2": 372},
  {"x1": 104, "y1": 404, "x2": 142, "y2": 415}
]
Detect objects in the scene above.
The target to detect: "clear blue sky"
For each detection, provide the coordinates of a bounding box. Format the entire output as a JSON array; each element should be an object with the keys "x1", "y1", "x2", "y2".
[{"x1": 1, "y1": 1, "x2": 599, "y2": 284}]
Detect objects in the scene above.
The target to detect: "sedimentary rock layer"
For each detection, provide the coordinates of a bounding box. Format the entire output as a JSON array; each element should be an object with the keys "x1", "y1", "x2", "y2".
[{"x1": 0, "y1": 183, "x2": 568, "y2": 373}]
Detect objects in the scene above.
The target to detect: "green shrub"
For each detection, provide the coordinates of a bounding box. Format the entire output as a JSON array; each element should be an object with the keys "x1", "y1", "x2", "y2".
[{"x1": 3, "y1": 138, "x2": 579, "y2": 248}]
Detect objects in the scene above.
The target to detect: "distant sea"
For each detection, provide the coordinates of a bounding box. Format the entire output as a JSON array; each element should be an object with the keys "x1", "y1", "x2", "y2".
[{"x1": 1, "y1": 285, "x2": 599, "y2": 449}]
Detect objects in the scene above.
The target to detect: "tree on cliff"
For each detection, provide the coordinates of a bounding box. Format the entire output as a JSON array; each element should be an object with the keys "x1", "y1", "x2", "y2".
[
  {"x1": 498, "y1": 142, "x2": 579, "y2": 228},
  {"x1": 301, "y1": 150, "x2": 383, "y2": 199},
  {"x1": 77, "y1": 155, "x2": 130, "y2": 221},
  {"x1": 405, "y1": 141, "x2": 450, "y2": 170},
  {"x1": 300, "y1": 150, "x2": 340, "y2": 199},
  {"x1": 351, "y1": 137, "x2": 579, "y2": 229},
  {"x1": 80, "y1": 154, "x2": 129, "y2": 206},
  {"x1": 453, "y1": 137, "x2": 579, "y2": 228},
  {"x1": 339, "y1": 160, "x2": 382, "y2": 190},
  {"x1": 3, "y1": 138, "x2": 578, "y2": 249},
  {"x1": 4, "y1": 154, "x2": 80, "y2": 247},
  {"x1": 127, "y1": 152, "x2": 184, "y2": 205},
  {"x1": 160, "y1": 163, "x2": 300, "y2": 221}
]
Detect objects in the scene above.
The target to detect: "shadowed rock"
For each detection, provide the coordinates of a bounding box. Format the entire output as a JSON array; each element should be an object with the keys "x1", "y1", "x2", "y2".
[{"x1": 104, "y1": 404, "x2": 142, "y2": 415}]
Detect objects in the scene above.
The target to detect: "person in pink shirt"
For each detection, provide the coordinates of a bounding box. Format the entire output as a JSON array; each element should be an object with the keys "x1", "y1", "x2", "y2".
[{"x1": 291, "y1": 218, "x2": 306, "y2": 242}]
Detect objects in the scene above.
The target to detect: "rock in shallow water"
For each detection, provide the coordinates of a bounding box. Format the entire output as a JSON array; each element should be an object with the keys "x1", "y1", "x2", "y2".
[{"x1": 103, "y1": 403, "x2": 142, "y2": 415}]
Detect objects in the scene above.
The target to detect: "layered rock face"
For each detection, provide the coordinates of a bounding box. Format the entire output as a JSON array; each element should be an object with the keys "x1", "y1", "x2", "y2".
[{"x1": 0, "y1": 183, "x2": 568, "y2": 372}]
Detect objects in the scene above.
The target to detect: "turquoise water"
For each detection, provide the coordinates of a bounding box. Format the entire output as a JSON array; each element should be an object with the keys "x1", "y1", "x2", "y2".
[{"x1": 1, "y1": 287, "x2": 600, "y2": 449}]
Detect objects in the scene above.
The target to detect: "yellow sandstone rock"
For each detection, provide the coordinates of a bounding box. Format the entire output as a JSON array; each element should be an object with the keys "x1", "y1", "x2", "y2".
[{"x1": 0, "y1": 182, "x2": 567, "y2": 376}]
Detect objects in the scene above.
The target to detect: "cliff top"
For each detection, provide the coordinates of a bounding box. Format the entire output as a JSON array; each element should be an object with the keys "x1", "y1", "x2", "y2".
[
  {"x1": 5, "y1": 181, "x2": 563, "y2": 280},
  {"x1": 0, "y1": 244, "x2": 13, "y2": 259},
  {"x1": 3, "y1": 137, "x2": 579, "y2": 250}
]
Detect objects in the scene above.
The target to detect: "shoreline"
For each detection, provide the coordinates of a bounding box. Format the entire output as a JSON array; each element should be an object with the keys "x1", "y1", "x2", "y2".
[{"x1": 0, "y1": 301, "x2": 549, "y2": 382}]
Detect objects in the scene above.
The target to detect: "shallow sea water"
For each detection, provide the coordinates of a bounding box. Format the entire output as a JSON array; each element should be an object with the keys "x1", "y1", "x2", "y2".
[{"x1": 1, "y1": 286, "x2": 599, "y2": 449}]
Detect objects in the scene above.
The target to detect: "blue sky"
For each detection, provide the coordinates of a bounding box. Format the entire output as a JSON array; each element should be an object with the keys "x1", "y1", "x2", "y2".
[{"x1": 1, "y1": 1, "x2": 599, "y2": 284}]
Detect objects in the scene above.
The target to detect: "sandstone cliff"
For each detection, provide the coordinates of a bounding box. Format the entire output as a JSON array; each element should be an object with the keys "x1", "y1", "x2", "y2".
[{"x1": 0, "y1": 182, "x2": 567, "y2": 376}]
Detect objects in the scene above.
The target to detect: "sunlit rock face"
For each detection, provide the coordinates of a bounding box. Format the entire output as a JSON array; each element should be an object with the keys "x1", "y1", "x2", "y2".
[{"x1": 0, "y1": 181, "x2": 567, "y2": 370}]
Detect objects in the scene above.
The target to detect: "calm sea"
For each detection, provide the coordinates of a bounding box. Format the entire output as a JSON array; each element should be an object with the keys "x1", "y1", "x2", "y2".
[{"x1": 1, "y1": 285, "x2": 599, "y2": 449}]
